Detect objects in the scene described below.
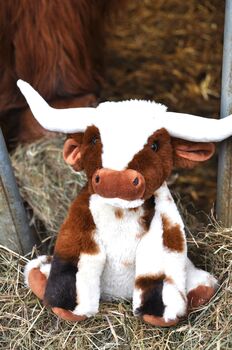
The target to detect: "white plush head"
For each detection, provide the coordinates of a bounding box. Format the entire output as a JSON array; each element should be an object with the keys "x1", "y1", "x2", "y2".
[
  {"x1": 17, "y1": 79, "x2": 232, "y2": 208},
  {"x1": 17, "y1": 79, "x2": 232, "y2": 147}
]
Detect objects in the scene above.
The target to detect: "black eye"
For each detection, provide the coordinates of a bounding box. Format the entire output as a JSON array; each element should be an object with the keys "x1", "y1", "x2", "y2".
[
  {"x1": 151, "y1": 140, "x2": 159, "y2": 152},
  {"x1": 91, "y1": 135, "x2": 98, "y2": 145}
]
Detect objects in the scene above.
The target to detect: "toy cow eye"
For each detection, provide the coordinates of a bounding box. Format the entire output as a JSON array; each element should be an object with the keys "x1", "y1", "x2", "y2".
[
  {"x1": 91, "y1": 136, "x2": 98, "y2": 145},
  {"x1": 151, "y1": 140, "x2": 159, "y2": 152}
]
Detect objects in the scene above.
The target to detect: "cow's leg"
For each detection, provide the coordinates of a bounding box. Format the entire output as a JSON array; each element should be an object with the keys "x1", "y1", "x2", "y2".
[
  {"x1": 24, "y1": 256, "x2": 85, "y2": 321},
  {"x1": 71, "y1": 248, "x2": 106, "y2": 317},
  {"x1": 24, "y1": 244, "x2": 106, "y2": 321},
  {"x1": 133, "y1": 229, "x2": 187, "y2": 327},
  {"x1": 133, "y1": 184, "x2": 188, "y2": 327},
  {"x1": 43, "y1": 242, "x2": 106, "y2": 320},
  {"x1": 186, "y1": 258, "x2": 218, "y2": 309}
]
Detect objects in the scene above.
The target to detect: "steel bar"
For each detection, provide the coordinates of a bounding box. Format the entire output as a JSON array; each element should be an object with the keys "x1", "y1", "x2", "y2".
[
  {"x1": 0, "y1": 129, "x2": 37, "y2": 254},
  {"x1": 217, "y1": 0, "x2": 232, "y2": 226}
]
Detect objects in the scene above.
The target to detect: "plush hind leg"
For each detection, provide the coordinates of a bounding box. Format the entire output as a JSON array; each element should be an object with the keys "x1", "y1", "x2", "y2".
[
  {"x1": 186, "y1": 258, "x2": 218, "y2": 310},
  {"x1": 24, "y1": 256, "x2": 86, "y2": 321}
]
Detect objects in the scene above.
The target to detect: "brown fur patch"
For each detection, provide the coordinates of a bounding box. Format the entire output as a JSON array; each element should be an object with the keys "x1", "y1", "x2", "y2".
[
  {"x1": 55, "y1": 186, "x2": 98, "y2": 263},
  {"x1": 80, "y1": 126, "x2": 103, "y2": 184},
  {"x1": 128, "y1": 129, "x2": 173, "y2": 200},
  {"x1": 162, "y1": 215, "x2": 185, "y2": 252},
  {"x1": 135, "y1": 274, "x2": 166, "y2": 317},
  {"x1": 114, "y1": 208, "x2": 124, "y2": 219},
  {"x1": 135, "y1": 274, "x2": 166, "y2": 290},
  {"x1": 28, "y1": 268, "x2": 47, "y2": 300},
  {"x1": 139, "y1": 196, "x2": 155, "y2": 232},
  {"x1": 187, "y1": 285, "x2": 216, "y2": 309},
  {"x1": 129, "y1": 207, "x2": 139, "y2": 213},
  {"x1": 122, "y1": 260, "x2": 133, "y2": 268}
]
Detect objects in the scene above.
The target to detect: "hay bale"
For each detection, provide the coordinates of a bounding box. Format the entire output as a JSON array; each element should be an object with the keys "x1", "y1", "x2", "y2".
[
  {"x1": 0, "y1": 223, "x2": 231, "y2": 349},
  {"x1": 103, "y1": 0, "x2": 224, "y2": 117},
  {"x1": 11, "y1": 137, "x2": 87, "y2": 251}
]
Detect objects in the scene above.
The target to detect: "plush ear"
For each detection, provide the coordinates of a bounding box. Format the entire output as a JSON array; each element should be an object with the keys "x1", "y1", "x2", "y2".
[
  {"x1": 63, "y1": 133, "x2": 84, "y2": 171},
  {"x1": 172, "y1": 139, "x2": 215, "y2": 168}
]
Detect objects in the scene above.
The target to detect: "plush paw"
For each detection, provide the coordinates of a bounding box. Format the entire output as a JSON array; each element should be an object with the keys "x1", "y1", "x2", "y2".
[
  {"x1": 134, "y1": 280, "x2": 186, "y2": 327},
  {"x1": 27, "y1": 267, "x2": 47, "y2": 300},
  {"x1": 142, "y1": 314, "x2": 179, "y2": 327},
  {"x1": 72, "y1": 303, "x2": 99, "y2": 318},
  {"x1": 26, "y1": 267, "x2": 87, "y2": 322},
  {"x1": 162, "y1": 283, "x2": 187, "y2": 322},
  {"x1": 52, "y1": 307, "x2": 87, "y2": 322},
  {"x1": 187, "y1": 285, "x2": 217, "y2": 310}
]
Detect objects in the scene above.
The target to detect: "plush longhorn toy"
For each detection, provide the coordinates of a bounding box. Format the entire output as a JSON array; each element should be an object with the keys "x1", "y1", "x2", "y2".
[{"x1": 18, "y1": 79, "x2": 232, "y2": 327}]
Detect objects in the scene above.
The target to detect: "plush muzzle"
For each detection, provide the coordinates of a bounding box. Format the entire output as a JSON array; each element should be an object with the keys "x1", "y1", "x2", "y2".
[{"x1": 92, "y1": 168, "x2": 145, "y2": 201}]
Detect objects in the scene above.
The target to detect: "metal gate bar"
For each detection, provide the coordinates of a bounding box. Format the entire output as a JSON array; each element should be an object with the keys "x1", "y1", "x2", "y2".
[
  {"x1": 217, "y1": 0, "x2": 232, "y2": 226},
  {"x1": 0, "y1": 129, "x2": 37, "y2": 254}
]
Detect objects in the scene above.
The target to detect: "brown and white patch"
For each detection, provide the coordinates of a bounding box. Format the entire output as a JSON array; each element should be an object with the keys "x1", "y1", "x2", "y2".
[
  {"x1": 135, "y1": 274, "x2": 166, "y2": 317},
  {"x1": 162, "y1": 214, "x2": 184, "y2": 252}
]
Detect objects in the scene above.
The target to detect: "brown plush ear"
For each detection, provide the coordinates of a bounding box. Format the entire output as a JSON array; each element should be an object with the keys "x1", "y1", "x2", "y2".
[
  {"x1": 63, "y1": 133, "x2": 84, "y2": 171},
  {"x1": 172, "y1": 139, "x2": 215, "y2": 168}
]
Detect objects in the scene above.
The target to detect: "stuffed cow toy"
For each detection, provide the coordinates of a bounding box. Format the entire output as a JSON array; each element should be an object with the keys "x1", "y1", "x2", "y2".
[{"x1": 18, "y1": 80, "x2": 232, "y2": 327}]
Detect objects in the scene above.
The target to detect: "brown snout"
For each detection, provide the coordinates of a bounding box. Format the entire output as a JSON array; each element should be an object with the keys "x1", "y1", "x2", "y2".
[{"x1": 92, "y1": 168, "x2": 145, "y2": 201}]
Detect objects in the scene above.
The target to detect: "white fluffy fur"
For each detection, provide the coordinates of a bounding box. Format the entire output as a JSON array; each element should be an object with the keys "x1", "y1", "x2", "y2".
[
  {"x1": 73, "y1": 243, "x2": 106, "y2": 317},
  {"x1": 96, "y1": 101, "x2": 166, "y2": 170},
  {"x1": 133, "y1": 183, "x2": 187, "y2": 321},
  {"x1": 89, "y1": 194, "x2": 145, "y2": 301},
  {"x1": 186, "y1": 258, "x2": 218, "y2": 293},
  {"x1": 24, "y1": 255, "x2": 50, "y2": 286},
  {"x1": 94, "y1": 196, "x2": 144, "y2": 209}
]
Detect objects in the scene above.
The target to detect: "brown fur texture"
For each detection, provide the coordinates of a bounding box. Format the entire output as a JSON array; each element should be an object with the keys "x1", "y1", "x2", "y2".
[
  {"x1": 114, "y1": 208, "x2": 124, "y2": 219},
  {"x1": 135, "y1": 274, "x2": 166, "y2": 317},
  {"x1": 0, "y1": 0, "x2": 125, "y2": 146},
  {"x1": 54, "y1": 186, "x2": 98, "y2": 263},
  {"x1": 162, "y1": 214, "x2": 185, "y2": 252},
  {"x1": 128, "y1": 128, "x2": 173, "y2": 199},
  {"x1": 140, "y1": 196, "x2": 155, "y2": 232}
]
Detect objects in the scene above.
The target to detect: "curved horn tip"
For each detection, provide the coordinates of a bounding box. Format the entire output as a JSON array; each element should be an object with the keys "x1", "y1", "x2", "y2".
[{"x1": 17, "y1": 79, "x2": 27, "y2": 88}]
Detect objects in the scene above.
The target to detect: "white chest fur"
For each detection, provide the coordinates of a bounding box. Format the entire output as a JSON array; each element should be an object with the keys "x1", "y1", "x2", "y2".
[{"x1": 89, "y1": 194, "x2": 145, "y2": 300}]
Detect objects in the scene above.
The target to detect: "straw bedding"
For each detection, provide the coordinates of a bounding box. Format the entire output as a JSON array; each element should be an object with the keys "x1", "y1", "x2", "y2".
[{"x1": 1, "y1": 0, "x2": 231, "y2": 349}]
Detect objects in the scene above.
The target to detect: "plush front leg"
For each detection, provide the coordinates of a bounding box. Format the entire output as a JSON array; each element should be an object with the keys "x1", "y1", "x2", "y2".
[
  {"x1": 186, "y1": 258, "x2": 218, "y2": 309},
  {"x1": 24, "y1": 255, "x2": 85, "y2": 321},
  {"x1": 72, "y1": 249, "x2": 106, "y2": 317},
  {"x1": 133, "y1": 183, "x2": 187, "y2": 327},
  {"x1": 44, "y1": 243, "x2": 106, "y2": 319}
]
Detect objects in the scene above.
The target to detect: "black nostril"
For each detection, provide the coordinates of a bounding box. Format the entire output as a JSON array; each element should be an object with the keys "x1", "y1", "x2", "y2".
[
  {"x1": 133, "y1": 177, "x2": 139, "y2": 186},
  {"x1": 95, "y1": 175, "x2": 100, "y2": 184}
]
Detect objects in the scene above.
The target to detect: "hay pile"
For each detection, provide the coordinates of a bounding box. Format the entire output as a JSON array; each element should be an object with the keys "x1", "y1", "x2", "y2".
[
  {"x1": 1, "y1": 223, "x2": 231, "y2": 349},
  {"x1": 103, "y1": 0, "x2": 224, "y2": 117},
  {"x1": 11, "y1": 137, "x2": 87, "y2": 251}
]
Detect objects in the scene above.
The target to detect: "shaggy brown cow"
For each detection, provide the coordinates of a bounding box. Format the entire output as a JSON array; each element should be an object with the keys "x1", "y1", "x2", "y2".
[{"x1": 0, "y1": 0, "x2": 124, "y2": 146}]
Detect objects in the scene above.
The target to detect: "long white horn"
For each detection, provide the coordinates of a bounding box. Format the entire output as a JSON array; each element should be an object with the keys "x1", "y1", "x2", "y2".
[
  {"x1": 162, "y1": 112, "x2": 232, "y2": 142},
  {"x1": 17, "y1": 80, "x2": 95, "y2": 133}
]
